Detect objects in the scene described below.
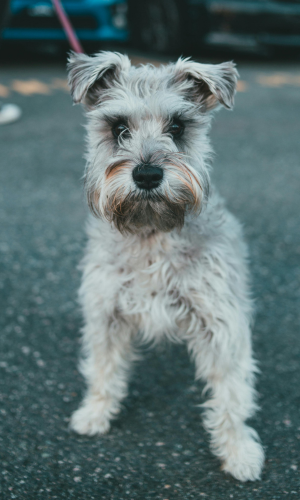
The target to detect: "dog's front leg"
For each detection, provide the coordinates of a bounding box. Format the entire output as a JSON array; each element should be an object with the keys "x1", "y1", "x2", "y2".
[
  {"x1": 70, "y1": 304, "x2": 135, "y2": 436},
  {"x1": 187, "y1": 304, "x2": 264, "y2": 481}
]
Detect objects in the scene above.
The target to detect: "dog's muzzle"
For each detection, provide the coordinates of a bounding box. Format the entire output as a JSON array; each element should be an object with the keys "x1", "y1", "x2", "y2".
[{"x1": 132, "y1": 164, "x2": 163, "y2": 191}]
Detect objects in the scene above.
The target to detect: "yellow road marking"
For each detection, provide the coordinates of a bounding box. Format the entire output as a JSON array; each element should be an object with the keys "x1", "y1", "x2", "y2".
[
  {"x1": 0, "y1": 77, "x2": 249, "y2": 95},
  {"x1": 0, "y1": 84, "x2": 9, "y2": 97},
  {"x1": 236, "y1": 80, "x2": 247, "y2": 92},
  {"x1": 257, "y1": 73, "x2": 300, "y2": 87},
  {"x1": 131, "y1": 56, "x2": 161, "y2": 67},
  {"x1": 12, "y1": 79, "x2": 51, "y2": 95},
  {"x1": 50, "y1": 78, "x2": 69, "y2": 91},
  {"x1": 0, "y1": 72, "x2": 300, "y2": 98}
]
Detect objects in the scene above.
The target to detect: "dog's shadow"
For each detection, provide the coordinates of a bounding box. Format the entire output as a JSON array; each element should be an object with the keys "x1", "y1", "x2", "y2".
[{"x1": 115, "y1": 342, "x2": 206, "y2": 431}]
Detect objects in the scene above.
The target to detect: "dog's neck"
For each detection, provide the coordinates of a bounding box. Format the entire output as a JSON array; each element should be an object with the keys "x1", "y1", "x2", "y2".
[{"x1": 112, "y1": 224, "x2": 174, "y2": 258}]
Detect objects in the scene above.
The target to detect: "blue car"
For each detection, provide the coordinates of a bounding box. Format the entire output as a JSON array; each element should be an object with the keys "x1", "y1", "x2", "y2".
[{"x1": 3, "y1": 0, "x2": 128, "y2": 44}]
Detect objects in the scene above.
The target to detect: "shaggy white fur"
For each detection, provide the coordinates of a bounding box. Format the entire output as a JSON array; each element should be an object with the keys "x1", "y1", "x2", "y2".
[{"x1": 67, "y1": 51, "x2": 264, "y2": 482}]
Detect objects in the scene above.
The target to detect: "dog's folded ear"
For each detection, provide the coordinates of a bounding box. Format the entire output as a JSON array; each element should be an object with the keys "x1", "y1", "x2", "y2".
[
  {"x1": 67, "y1": 51, "x2": 131, "y2": 108},
  {"x1": 173, "y1": 58, "x2": 239, "y2": 111}
]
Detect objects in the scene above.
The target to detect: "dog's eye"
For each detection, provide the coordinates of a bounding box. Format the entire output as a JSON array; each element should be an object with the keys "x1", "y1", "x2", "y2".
[
  {"x1": 112, "y1": 123, "x2": 129, "y2": 139},
  {"x1": 169, "y1": 120, "x2": 184, "y2": 139}
]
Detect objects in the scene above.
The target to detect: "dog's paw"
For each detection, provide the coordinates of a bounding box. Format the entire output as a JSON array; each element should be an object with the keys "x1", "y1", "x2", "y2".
[
  {"x1": 221, "y1": 427, "x2": 264, "y2": 482},
  {"x1": 70, "y1": 397, "x2": 116, "y2": 436}
]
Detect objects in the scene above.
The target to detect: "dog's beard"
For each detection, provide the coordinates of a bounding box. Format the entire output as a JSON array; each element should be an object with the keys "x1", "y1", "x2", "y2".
[
  {"x1": 86, "y1": 152, "x2": 207, "y2": 234},
  {"x1": 106, "y1": 192, "x2": 189, "y2": 234}
]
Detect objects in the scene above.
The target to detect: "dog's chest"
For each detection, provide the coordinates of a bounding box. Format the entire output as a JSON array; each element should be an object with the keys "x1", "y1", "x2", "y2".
[{"x1": 116, "y1": 236, "x2": 199, "y2": 338}]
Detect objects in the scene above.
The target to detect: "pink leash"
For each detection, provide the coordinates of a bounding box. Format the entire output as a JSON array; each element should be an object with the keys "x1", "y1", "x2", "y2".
[{"x1": 52, "y1": 0, "x2": 84, "y2": 53}]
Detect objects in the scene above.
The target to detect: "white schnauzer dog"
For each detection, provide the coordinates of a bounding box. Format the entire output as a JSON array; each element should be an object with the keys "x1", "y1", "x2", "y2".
[{"x1": 67, "y1": 51, "x2": 264, "y2": 481}]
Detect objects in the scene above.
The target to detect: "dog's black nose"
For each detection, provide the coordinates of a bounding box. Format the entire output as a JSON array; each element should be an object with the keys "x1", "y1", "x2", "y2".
[{"x1": 132, "y1": 164, "x2": 163, "y2": 190}]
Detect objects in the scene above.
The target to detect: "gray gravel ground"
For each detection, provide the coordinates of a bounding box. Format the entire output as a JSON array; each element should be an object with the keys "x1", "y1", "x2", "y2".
[{"x1": 0, "y1": 56, "x2": 299, "y2": 499}]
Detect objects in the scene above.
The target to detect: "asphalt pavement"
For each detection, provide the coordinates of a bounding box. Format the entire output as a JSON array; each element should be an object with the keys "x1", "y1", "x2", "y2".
[{"x1": 0, "y1": 52, "x2": 300, "y2": 500}]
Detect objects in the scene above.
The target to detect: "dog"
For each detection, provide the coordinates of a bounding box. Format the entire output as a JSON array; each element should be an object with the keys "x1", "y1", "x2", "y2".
[{"x1": 67, "y1": 51, "x2": 264, "y2": 482}]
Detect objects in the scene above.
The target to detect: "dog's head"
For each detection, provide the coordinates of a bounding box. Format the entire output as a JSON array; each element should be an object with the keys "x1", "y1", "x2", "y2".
[{"x1": 67, "y1": 51, "x2": 238, "y2": 234}]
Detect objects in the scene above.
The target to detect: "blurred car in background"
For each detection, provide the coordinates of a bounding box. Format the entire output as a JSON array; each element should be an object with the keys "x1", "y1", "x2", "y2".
[
  {"x1": 128, "y1": 0, "x2": 300, "y2": 54},
  {"x1": 2, "y1": 0, "x2": 128, "y2": 48},
  {"x1": 2, "y1": 0, "x2": 300, "y2": 55},
  {"x1": 207, "y1": 0, "x2": 300, "y2": 54}
]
